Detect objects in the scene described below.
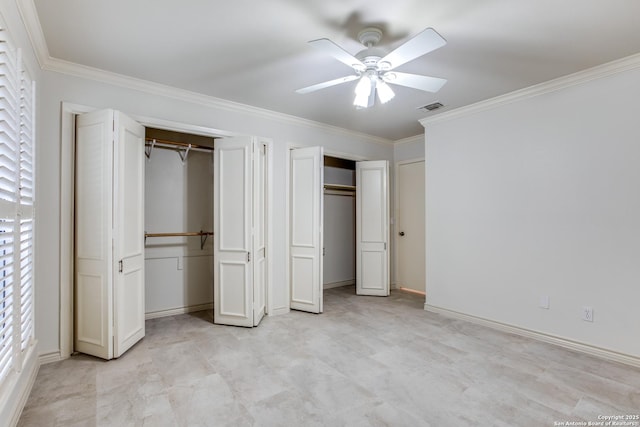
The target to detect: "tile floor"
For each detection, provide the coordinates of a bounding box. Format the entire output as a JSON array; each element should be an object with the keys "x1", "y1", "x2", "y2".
[{"x1": 18, "y1": 286, "x2": 640, "y2": 426}]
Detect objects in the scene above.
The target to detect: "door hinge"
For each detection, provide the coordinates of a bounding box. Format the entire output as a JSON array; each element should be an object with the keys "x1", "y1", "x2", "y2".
[
  {"x1": 118, "y1": 260, "x2": 123, "y2": 273},
  {"x1": 247, "y1": 252, "x2": 251, "y2": 262},
  {"x1": 384, "y1": 243, "x2": 387, "y2": 251},
  {"x1": 323, "y1": 247, "x2": 325, "y2": 256}
]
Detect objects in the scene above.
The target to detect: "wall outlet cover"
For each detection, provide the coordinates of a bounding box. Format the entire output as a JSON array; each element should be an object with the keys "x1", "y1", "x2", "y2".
[{"x1": 539, "y1": 295, "x2": 550, "y2": 309}]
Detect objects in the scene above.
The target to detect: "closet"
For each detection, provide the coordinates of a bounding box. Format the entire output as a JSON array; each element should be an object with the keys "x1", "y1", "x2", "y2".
[
  {"x1": 289, "y1": 146, "x2": 390, "y2": 314},
  {"x1": 74, "y1": 109, "x2": 269, "y2": 360},
  {"x1": 323, "y1": 156, "x2": 356, "y2": 291},
  {"x1": 143, "y1": 128, "x2": 215, "y2": 320}
]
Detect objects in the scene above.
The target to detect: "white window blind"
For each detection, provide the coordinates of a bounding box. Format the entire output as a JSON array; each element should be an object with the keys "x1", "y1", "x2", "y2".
[{"x1": 0, "y1": 25, "x2": 36, "y2": 390}]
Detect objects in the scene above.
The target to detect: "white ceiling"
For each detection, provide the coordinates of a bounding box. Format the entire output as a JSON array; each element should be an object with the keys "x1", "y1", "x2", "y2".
[{"x1": 29, "y1": 0, "x2": 640, "y2": 141}]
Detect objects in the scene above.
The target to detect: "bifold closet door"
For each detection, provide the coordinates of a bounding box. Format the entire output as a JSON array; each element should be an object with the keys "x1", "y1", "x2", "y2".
[
  {"x1": 75, "y1": 109, "x2": 145, "y2": 360},
  {"x1": 289, "y1": 146, "x2": 323, "y2": 313},
  {"x1": 113, "y1": 112, "x2": 146, "y2": 357},
  {"x1": 252, "y1": 140, "x2": 267, "y2": 326},
  {"x1": 356, "y1": 161, "x2": 390, "y2": 296},
  {"x1": 214, "y1": 136, "x2": 253, "y2": 327}
]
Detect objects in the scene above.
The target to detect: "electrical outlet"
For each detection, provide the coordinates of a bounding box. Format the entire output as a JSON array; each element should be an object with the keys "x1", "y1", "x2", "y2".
[
  {"x1": 539, "y1": 295, "x2": 550, "y2": 309},
  {"x1": 582, "y1": 306, "x2": 594, "y2": 322}
]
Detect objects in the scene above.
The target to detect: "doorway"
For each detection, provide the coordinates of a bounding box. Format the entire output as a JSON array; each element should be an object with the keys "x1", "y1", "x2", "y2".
[
  {"x1": 396, "y1": 159, "x2": 426, "y2": 295},
  {"x1": 323, "y1": 156, "x2": 356, "y2": 292}
]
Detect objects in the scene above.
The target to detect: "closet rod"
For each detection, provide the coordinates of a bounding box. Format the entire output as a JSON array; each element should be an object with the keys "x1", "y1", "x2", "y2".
[
  {"x1": 144, "y1": 232, "x2": 213, "y2": 238},
  {"x1": 144, "y1": 231, "x2": 214, "y2": 250},
  {"x1": 144, "y1": 138, "x2": 214, "y2": 151},
  {"x1": 324, "y1": 184, "x2": 356, "y2": 192}
]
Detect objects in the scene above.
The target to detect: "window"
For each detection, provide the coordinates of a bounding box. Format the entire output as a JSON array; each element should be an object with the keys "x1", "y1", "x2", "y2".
[{"x1": 0, "y1": 26, "x2": 35, "y2": 389}]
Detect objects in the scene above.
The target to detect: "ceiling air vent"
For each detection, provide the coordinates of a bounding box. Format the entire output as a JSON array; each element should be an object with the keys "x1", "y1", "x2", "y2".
[{"x1": 420, "y1": 102, "x2": 444, "y2": 112}]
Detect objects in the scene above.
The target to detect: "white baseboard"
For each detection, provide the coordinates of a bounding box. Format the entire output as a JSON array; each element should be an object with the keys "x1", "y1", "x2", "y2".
[
  {"x1": 1, "y1": 342, "x2": 39, "y2": 427},
  {"x1": 269, "y1": 306, "x2": 290, "y2": 316},
  {"x1": 323, "y1": 280, "x2": 354, "y2": 290},
  {"x1": 425, "y1": 304, "x2": 640, "y2": 368},
  {"x1": 38, "y1": 351, "x2": 63, "y2": 365},
  {"x1": 145, "y1": 303, "x2": 213, "y2": 320}
]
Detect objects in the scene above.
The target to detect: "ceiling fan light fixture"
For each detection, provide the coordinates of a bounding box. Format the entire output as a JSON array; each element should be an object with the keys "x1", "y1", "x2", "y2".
[
  {"x1": 354, "y1": 80, "x2": 371, "y2": 108},
  {"x1": 376, "y1": 79, "x2": 395, "y2": 104}
]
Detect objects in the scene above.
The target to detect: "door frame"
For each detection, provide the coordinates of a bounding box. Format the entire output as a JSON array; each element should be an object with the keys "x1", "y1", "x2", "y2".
[
  {"x1": 394, "y1": 157, "x2": 425, "y2": 293},
  {"x1": 59, "y1": 102, "x2": 274, "y2": 359}
]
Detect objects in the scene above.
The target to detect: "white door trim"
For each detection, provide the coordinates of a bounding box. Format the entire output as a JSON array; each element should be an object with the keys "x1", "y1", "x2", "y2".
[{"x1": 59, "y1": 102, "x2": 274, "y2": 359}]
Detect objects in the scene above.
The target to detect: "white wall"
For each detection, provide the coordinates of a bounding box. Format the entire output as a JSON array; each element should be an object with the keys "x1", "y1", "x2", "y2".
[
  {"x1": 393, "y1": 135, "x2": 424, "y2": 162},
  {"x1": 144, "y1": 148, "x2": 213, "y2": 315},
  {"x1": 35, "y1": 69, "x2": 393, "y2": 355},
  {"x1": 323, "y1": 166, "x2": 355, "y2": 286},
  {"x1": 423, "y1": 66, "x2": 640, "y2": 358}
]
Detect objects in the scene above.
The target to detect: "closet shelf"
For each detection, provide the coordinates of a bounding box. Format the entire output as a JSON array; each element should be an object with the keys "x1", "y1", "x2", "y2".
[{"x1": 144, "y1": 231, "x2": 213, "y2": 250}]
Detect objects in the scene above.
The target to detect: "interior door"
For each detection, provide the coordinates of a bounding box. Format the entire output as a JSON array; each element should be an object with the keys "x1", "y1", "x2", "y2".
[
  {"x1": 356, "y1": 161, "x2": 390, "y2": 296},
  {"x1": 252, "y1": 140, "x2": 267, "y2": 326},
  {"x1": 113, "y1": 112, "x2": 146, "y2": 357},
  {"x1": 214, "y1": 136, "x2": 253, "y2": 327},
  {"x1": 75, "y1": 109, "x2": 115, "y2": 359},
  {"x1": 396, "y1": 160, "x2": 426, "y2": 293},
  {"x1": 290, "y1": 146, "x2": 323, "y2": 313}
]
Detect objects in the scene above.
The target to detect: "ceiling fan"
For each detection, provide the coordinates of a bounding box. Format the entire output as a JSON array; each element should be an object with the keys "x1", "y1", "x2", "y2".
[{"x1": 296, "y1": 27, "x2": 447, "y2": 108}]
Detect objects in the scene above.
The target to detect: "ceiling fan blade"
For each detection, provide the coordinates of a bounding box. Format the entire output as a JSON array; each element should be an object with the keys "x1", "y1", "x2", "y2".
[
  {"x1": 379, "y1": 28, "x2": 446, "y2": 70},
  {"x1": 385, "y1": 72, "x2": 447, "y2": 93},
  {"x1": 296, "y1": 75, "x2": 360, "y2": 94},
  {"x1": 309, "y1": 38, "x2": 366, "y2": 71}
]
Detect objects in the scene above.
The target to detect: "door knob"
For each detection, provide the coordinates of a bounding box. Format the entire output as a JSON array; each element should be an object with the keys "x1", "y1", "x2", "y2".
[{"x1": 399, "y1": 231, "x2": 405, "y2": 236}]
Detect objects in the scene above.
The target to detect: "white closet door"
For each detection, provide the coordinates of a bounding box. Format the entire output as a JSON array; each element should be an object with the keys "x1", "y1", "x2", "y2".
[
  {"x1": 75, "y1": 109, "x2": 115, "y2": 359},
  {"x1": 290, "y1": 146, "x2": 323, "y2": 313},
  {"x1": 252, "y1": 140, "x2": 267, "y2": 326},
  {"x1": 113, "y1": 112, "x2": 146, "y2": 357},
  {"x1": 356, "y1": 161, "x2": 390, "y2": 296},
  {"x1": 75, "y1": 109, "x2": 145, "y2": 359},
  {"x1": 214, "y1": 136, "x2": 253, "y2": 327}
]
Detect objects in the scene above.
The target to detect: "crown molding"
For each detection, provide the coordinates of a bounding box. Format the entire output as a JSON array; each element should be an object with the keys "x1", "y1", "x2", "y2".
[
  {"x1": 420, "y1": 52, "x2": 640, "y2": 127},
  {"x1": 393, "y1": 134, "x2": 423, "y2": 146},
  {"x1": 15, "y1": 0, "x2": 393, "y2": 146},
  {"x1": 15, "y1": 0, "x2": 47, "y2": 69}
]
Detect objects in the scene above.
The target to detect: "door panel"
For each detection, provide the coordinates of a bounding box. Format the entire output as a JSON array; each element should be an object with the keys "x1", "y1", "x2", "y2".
[
  {"x1": 397, "y1": 161, "x2": 426, "y2": 293},
  {"x1": 356, "y1": 161, "x2": 389, "y2": 296},
  {"x1": 214, "y1": 137, "x2": 253, "y2": 327},
  {"x1": 290, "y1": 146, "x2": 323, "y2": 313},
  {"x1": 75, "y1": 109, "x2": 114, "y2": 359},
  {"x1": 113, "y1": 111, "x2": 146, "y2": 357},
  {"x1": 253, "y1": 141, "x2": 267, "y2": 325}
]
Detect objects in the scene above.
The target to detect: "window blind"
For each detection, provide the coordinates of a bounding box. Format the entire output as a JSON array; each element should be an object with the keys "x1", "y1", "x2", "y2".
[{"x1": 0, "y1": 25, "x2": 36, "y2": 390}]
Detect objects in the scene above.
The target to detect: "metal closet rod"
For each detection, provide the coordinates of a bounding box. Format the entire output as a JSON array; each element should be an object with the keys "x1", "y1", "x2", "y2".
[
  {"x1": 324, "y1": 184, "x2": 356, "y2": 192},
  {"x1": 144, "y1": 231, "x2": 214, "y2": 250},
  {"x1": 144, "y1": 231, "x2": 213, "y2": 238},
  {"x1": 144, "y1": 138, "x2": 214, "y2": 151}
]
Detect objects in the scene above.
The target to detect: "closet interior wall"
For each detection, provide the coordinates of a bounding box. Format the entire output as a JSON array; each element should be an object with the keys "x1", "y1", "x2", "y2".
[
  {"x1": 323, "y1": 157, "x2": 356, "y2": 290},
  {"x1": 144, "y1": 129, "x2": 215, "y2": 318}
]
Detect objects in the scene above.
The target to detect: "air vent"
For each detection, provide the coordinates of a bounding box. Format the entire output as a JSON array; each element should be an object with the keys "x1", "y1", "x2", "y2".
[{"x1": 420, "y1": 102, "x2": 444, "y2": 112}]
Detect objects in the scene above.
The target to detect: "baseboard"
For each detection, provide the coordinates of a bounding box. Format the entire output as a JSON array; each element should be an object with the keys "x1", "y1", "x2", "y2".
[
  {"x1": 1, "y1": 342, "x2": 39, "y2": 427},
  {"x1": 323, "y1": 280, "x2": 354, "y2": 290},
  {"x1": 269, "y1": 306, "x2": 290, "y2": 316},
  {"x1": 145, "y1": 303, "x2": 213, "y2": 320},
  {"x1": 38, "y1": 351, "x2": 63, "y2": 365},
  {"x1": 425, "y1": 304, "x2": 640, "y2": 368}
]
